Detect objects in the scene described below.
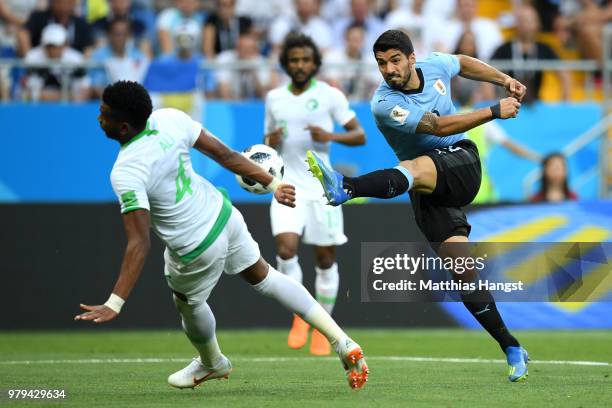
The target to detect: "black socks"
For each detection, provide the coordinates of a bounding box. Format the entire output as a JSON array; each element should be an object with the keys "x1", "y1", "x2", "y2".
[
  {"x1": 343, "y1": 168, "x2": 410, "y2": 199},
  {"x1": 460, "y1": 289, "x2": 520, "y2": 352}
]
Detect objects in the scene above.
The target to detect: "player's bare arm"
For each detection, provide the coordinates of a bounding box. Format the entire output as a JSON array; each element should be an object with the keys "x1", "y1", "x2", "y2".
[
  {"x1": 194, "y1": 129, "x2": 296, "y2": 207},
  {"x1": 456, "y1": 54, "x2": 527, "y2": 102},
  {"x1": 264, "y1": 127, "x2": 284, "y2": 149},
  {"x1": 75, "y1": 209, "x2": 151, "y2": 323},
  {"x1": 307, "y1": 117, "x2": 366, "y2": 145},
  {"x1": 415, "y1": 98, "x2": 521, "y2": 137},
  {"x1": 500, "y1": 139, "x2": 542, "y2": 162}
]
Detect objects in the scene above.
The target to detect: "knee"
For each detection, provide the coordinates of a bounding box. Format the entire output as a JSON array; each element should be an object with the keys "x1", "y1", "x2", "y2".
[
  {"x1": 400, "y1": 160, "x2": 424, "y2": 180},
  {"x1": 400, "y1": 158, "x2": 436, "y2": 193},
  {"x1": 277, "y1": 244, "x2": 298, "y2": 260}
]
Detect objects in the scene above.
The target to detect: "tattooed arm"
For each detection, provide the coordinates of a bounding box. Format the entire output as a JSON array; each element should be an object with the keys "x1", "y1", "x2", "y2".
[{"x1": 415, "y1": 97, "x2": 521, "y2": 137}]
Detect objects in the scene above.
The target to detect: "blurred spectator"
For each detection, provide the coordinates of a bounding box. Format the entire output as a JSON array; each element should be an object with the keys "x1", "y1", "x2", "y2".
[
  {"x1": 235, "y1": 0, "x2": 292, "y2": 29},
  {"x1": 145, "y1": 23, "x2": 215, "y2": 118},
  {"x1": 533, "y1": 0, "x2": 560, "y2": 32},
  {"x1": 23, "y1": 24, "x2": 90, "y2": 102},
  {"x1": 332, "y1": 0, "x2": 384, "y2": 55},
  {"x1": 530, "y1": 153, "x2": 578, "y2": 202},
  {"x1": 17, "y1": 0, "x2": 94, "y2": 58},
  {"x1": 269, "y1": 0, "x2": 333, "y2": 55},
  {"x1": 555, "y1": 0, "x2": 612, "y2": 64},
  {"x1": 322, "y1": 22, "x2": 379, "y2": 101},
  {"x1": 491, "y1": 4, "x2": 571, "y2": 103},
  {"x1": 156, "y1": 0, "x2": 206, "y2": 55},
  {"x1": 0, "y1": 0, "x2": 45, "y2": 57},
  {"x1": 384, "y1": 0, "x2": 443, "y2": 56},
  {"x1": 451, "y1": 31, "x2": 494, "y2": 105},
  {"x1": 202, "y1": 0, "x2": 253, "y2": 59},
  {"x1": 91, "y1": 0, "x2": 152, "y2": 57},
  {"x1": 432, "y1": 0, "x2": 502, "y2": 60},
  {"x1": 90, "y1": 18, "x2": 150, "y2": 98},
  {"x1": 216, "y1": 32, "x2": 272, "y2": 99},
  {"x1": 321, "y1": 0, "x2": 350, "y2": 21}
]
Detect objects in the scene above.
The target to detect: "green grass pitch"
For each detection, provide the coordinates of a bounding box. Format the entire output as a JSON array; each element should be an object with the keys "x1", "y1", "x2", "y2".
[{"x1": 1, "y1": 329, "x2": 611, "y2": 407}]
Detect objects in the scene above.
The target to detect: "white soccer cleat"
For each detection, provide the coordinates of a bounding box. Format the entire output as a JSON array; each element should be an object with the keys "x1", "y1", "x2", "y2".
[
  {"x1": 335, "y1": 337, "x2": 369, "y2": 390},
  {"x1": 168, "y1": 355, "x2": 232, "y2": 389}
]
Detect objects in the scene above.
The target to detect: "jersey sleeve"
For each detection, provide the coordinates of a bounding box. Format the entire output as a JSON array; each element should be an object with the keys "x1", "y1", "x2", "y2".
[
  {"x1": 111, "y1": 167, "x2": 150, "y2": 214},
  {"x1": 329, "y1": 86, "x2": 356, "y2": 126},
  {"x1": 372, "y1": 93, "x2": 427, "y2": 135},
  {"x1": 432, "y1": 52, "x2": 460, "y2": 79},
  {"x1": 153, "y1": 108, "x2": 203, "y2": 146},
  {"x1": 184, "y1": 113, "x2": 203, "y2": 146}
]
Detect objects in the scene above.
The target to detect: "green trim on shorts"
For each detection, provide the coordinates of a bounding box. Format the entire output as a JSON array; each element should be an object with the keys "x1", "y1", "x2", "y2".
[
  {"x1": 173, "y1": 190, "x2": 232, "y2": 264},
  {"x1": 316, "y1": 294, "x2": 337, "y2": 305}
]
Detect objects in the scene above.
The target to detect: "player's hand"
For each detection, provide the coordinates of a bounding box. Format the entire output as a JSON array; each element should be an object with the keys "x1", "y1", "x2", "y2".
[
  {"x1": 499, "y1": 97, "x2": 521, "y2": 119},
  {"x1": 274, "y1": 183, "x2": 296, "y2": 208},
  {"x1": 306, "y1": 125, "x2": 333, "y2": 143},
  {"x1": 503, "y1": 77, "x2": 527, "y2": 102},
  {"x1": 265, "y1": 128, "x2": 284, "y2": 147},
  {"x1": 74, "y1": 303, "x2": 118, "y2": 324}
]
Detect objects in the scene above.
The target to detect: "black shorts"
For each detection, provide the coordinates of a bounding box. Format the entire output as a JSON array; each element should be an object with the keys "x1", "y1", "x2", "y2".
[{"x1": 409, "y1": 139, "x2": 481, "y2": 243}]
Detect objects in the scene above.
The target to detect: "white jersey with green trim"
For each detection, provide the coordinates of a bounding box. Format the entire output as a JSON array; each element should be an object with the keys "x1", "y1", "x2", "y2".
[
  {"x1": 264, "y1": 79, "x2": 356, "y2": 198},
  {"x1": 110, "y1": 108, "x2": 224, "y2": 257}
]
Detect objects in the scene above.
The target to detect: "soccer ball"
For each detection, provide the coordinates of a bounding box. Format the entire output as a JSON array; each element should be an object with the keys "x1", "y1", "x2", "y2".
[{"x1": 235, "y1": 144, "x2": 284, "y2": 194}]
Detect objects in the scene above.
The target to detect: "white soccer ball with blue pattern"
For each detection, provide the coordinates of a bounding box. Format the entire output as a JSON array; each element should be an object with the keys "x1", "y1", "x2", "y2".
[{"x1": 235, "y1": 144, "x2": 284, "y2": 194}]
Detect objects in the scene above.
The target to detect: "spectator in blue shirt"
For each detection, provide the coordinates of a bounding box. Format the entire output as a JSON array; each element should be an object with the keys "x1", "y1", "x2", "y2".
[{"x1": 90, "y1": 18, "x2": 150, "y2": 98}]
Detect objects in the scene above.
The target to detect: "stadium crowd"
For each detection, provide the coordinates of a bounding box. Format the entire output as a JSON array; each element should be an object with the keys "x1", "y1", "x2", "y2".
[{"x1": 0, "y1": 0, "x2": 609, "y2": 103}]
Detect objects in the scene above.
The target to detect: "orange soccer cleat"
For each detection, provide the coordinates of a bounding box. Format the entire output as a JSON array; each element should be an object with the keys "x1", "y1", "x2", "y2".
[{"x1": 287, "y1": 314, "x2": 310, "y2": 349}]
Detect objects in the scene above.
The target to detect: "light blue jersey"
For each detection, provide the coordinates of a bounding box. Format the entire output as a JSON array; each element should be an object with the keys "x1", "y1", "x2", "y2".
[{"x1": 370, "y1": 52, "x2": 466, "y2": 161}]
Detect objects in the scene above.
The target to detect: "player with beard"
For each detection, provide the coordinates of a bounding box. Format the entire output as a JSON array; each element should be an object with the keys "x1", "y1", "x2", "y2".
[
  {"x1": 307, "y1": 30, "x2": 530, "y2": 381},
  {"x1": 264, "y1": 33, "x2": 366, "y2": 355}
]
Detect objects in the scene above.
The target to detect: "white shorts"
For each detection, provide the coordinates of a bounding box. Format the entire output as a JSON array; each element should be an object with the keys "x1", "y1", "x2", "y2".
[
  {"x1": 164, "y1": 206, "x2": 260, "y2": 301},
  {"x1": 270, "y1": 198, "x2": 347, "y2": 246}
]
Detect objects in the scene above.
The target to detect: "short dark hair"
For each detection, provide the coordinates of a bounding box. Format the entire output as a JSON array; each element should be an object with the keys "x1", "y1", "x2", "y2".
[
  {"x1": 102, "y1": 81, "x2": 152, "y2": 130},
  {"x1": 279, "y1": 32, "x2": 322, "y2": 73},
  {"x1": 345, "y1": 21, "x2": 365, "y2": 37},
  {"x1": 373, "y1": 30, "x2": 414, "y2": 56},
  {"x1": 107, "y1": 17, "x2": 131, "y2": 34}
]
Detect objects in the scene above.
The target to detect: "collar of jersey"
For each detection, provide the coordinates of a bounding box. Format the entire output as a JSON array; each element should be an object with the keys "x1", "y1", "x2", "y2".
[
  {"x1": 287, "y1": 78, "x2": 317, "y2": 94},
  {"x1": 400, "y1": 68, "x2": 425, "y2": 95},
  {"x1": 121, "y1": 121, "x2": 159, "y2": 149}
]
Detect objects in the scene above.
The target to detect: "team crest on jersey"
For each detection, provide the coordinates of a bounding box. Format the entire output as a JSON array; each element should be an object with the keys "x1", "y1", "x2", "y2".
[
  {"x1": 433, "y1": 79, "x2": 447, "y2": 95},
  {"x1": 306, "y1": 99, "x2": 319, "y2": 111},
  {"x1": 390, "y1": 105, "x2": 410, "y2": 124}
]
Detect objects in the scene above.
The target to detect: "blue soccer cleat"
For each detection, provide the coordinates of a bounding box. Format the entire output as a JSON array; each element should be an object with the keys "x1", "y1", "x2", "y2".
[
  {"x1": 506, "y1": 346, "x2": 529, "y2": 382},
  {"x1": 306, "y1": 150, "x2": 350, "y2": 206}
]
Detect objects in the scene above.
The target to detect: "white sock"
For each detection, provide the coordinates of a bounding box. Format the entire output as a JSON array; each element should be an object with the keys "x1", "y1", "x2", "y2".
[
  {"x1": 315, "y1": 263, "x2": 339, "y2": 315},
  {"x1": 174, "y1": 298, "x2": 223, "y2": 368},
  {"x1": 252, "y1": 266, "x2": 346, "y2": 345},
  {"x1": 276, "y1": 255, "x2": 303, "y2": 284}
]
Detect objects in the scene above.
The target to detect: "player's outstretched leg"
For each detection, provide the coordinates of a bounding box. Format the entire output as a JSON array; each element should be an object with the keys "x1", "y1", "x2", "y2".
[
  {"x1": 306, "y1": 150, "x2": 413, "y2": 205},
  {"x1": 168, "y1": 299, "x2": 233, "y2": 388},
  {"x1": 276, "y1": 254, "x2": 310, "y2": 350},
  {"x1": 243, "y1": 259, "x2": 369, "y2": 389}
]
